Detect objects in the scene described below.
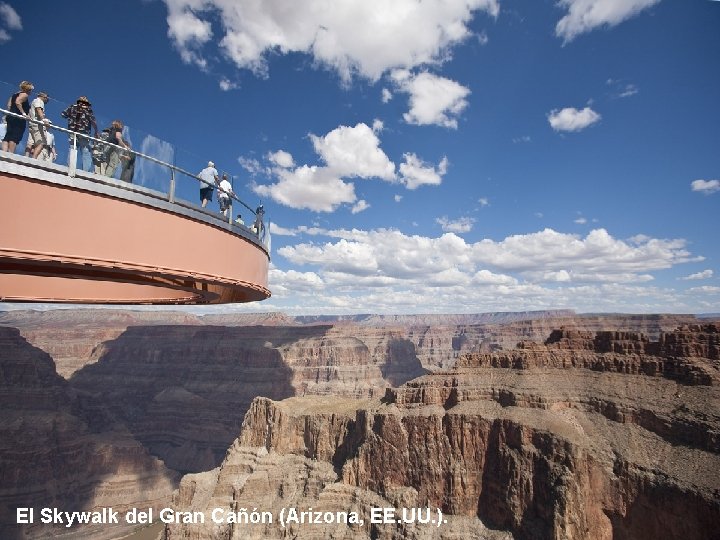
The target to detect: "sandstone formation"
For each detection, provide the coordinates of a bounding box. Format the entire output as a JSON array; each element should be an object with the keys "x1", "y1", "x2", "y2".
[
  {"x1": 0, "y1": 327, "x2": 178, "y2": 540},
  {"x1": 167, "y1": 324, "x2": 720, "y2": 540}
]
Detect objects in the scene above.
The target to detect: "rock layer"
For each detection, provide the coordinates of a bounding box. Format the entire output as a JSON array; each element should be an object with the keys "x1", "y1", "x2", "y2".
[{"x1": 167, "y1": 324, "x2": 720, "y2": 540}]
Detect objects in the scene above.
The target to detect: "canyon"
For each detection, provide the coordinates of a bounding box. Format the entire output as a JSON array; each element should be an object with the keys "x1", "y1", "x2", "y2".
[{"x1": 0, "y1": 308, "x2": 717, "y2": 539}]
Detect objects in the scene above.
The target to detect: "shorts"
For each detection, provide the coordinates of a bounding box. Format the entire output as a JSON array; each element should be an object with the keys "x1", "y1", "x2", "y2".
[
  {"x1": 29, "y1": 122, "x2": 46, "y2": 146},
  {"x1": 200, "y1": 186, "x2": 214, "y2": 202},
  {"x1": 3, "y1": 117, "x2": 26, "y2": 144},
  {"x1": 219, "y1": 196, "x2": 231, "y2": 211}
]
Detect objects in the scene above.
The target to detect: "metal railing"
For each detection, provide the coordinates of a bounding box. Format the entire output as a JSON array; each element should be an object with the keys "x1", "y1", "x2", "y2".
[{"x1": 1, "y1": 107, "x2": 269, "y2": 248}]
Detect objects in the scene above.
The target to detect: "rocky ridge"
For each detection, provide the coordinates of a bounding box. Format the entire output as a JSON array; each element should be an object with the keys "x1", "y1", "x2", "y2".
[{"x1": 167, "y1": 324, "x2": 720, "y2": 540}]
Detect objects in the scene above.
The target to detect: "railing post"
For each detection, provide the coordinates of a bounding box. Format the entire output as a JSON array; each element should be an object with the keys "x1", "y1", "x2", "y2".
[
  {"x1": 68, "y1": 133, "x2": 77, "y2": 178},
  {"x1": 229, "y1": 201, "x2": 233, "y2": 224},
  {"x1": 168, "y1": 169, "x2": 176, "y2": 203}
]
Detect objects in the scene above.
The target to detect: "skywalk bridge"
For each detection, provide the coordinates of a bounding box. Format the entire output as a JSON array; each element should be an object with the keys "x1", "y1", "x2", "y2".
[{"x1": 0, "y1": 109, "x2": 270, "y2": 305}]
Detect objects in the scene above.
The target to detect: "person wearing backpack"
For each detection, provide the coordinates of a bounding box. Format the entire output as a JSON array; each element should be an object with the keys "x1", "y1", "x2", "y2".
[
  {"x1": 103, "y1": 120, "x2": 130, "y2": 178},
  {"x1": 92, "y1": 128, "x2": 111, "y2": 174}
]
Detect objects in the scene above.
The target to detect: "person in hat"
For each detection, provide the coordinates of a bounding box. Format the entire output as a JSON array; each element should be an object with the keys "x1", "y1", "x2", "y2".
[
  {"x1": 28, "y1": 91, "x2": 50, "y2": 159},
  {"x1": 2, "y1": 80, "x2": 33, "y2": 154},
  {"x1": 198, "y1": 160, "x2": 219, "y2": 208},
  {"x1": 61, "y1": 96, "x2": 98, "y2": 172}
]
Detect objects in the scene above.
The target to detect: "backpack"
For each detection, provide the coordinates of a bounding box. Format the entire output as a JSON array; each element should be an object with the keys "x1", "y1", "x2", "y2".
[{"x1": 92, "y1": 130, "x2": 111, "y2": 164}]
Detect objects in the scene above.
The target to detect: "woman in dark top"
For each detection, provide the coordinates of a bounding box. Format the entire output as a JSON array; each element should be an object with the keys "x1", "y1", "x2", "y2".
[{"x1": 2, "y1": 80, "x2": 33, "y2": 154}]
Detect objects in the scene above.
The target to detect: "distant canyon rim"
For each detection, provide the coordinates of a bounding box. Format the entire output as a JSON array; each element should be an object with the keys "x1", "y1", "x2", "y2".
[{"x1": 0, "y1": 309, "x2": 718, "y2": 539}]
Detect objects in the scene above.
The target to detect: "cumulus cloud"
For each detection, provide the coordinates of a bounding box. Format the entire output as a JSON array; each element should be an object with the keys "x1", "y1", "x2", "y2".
[
  {"x1": 436, "y1": 216, "x2": 476, "y2": 233},
  {"x1": 351, "y1": 200, "x2": 370, "y2": 214},
  {"x1": 381, "y1": 88, "x2": 393, "y2": 103},
  {"x1": 574, "y1": 217, "x2": 587, "y2": 224},
  {"x1": 478, "y1": 197, "x2": 489, "y2": 207},
  {"x1": 278, "y1": 227, "x2": 697, "y2": 283},
  {"x1": 548, "y1": 107, "x2": 601, "y2": 132},
  {"x1": 691, "y1": 179, "x2": 720, "y2": 194},
  {"x1": 680, "y1": 269, "x2": 713, "y2": 281},
  {"x1": 399, "y1": 153, "x2": 448, "y2": 189},
  {"x1": 264, "y1": 226, "x2": 708, "y2": 314},
  {"x1": 253, "y1": 122, "x2": 443, "y2": 210},
  {"x1": 555, "y1": 0, "x2": 661, "y2": 43},
  {"x1": 166, "y1": 8, "x2": 213, "y2": 67},
  {"x1": 311, "y1": 123, "x2": 395, "y2": 180},
  {"x1": 0, "y1": 2, "x2": 21, "y2": 43},
  {"x1": 392, "y1": 70, "x2": 471, "y2": 128},
  {"x1": 253, "y1": 165, "x2": 356, "y2": 213},
  {"x1": 163, "y1": 0, "x2": 499, "y2": 82},
  {"x1": 268, "y1": 150, "x2": 294, "y2": 169}
]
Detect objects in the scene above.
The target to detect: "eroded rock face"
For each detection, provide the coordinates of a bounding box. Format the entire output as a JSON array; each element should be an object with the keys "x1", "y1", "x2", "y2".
[
  {"x1": 167, "y1": 324, "x2": 720, "y2": 540},
  {"x1": 0, "y1": 327, "x2": 178, "y2": 540}
]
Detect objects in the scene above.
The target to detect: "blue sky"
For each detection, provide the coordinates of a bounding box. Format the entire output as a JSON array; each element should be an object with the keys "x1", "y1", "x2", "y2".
[{"x1": 1, "y1": 0, "x2": 718, "y2": 314}]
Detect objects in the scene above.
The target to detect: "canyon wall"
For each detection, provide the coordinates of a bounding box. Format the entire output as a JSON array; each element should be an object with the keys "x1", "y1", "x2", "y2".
[
  {"x1": 167, "y1": 324, "x2": 720, "y2": 540},
  {"x1": 0, "y1": 327, "x2": 178, "y2": 540}
]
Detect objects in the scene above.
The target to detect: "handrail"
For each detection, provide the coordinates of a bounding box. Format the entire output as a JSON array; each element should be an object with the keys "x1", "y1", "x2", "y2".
[{"x1": 1, "y1": 107, "x2": 258, "y2": 217}]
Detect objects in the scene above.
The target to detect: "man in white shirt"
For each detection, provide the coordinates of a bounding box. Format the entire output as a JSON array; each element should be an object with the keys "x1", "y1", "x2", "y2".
[
  {"x1": 218, "y1": 173, "x2": 235, "y2": 217},
  {"x1": 198, "y1": 161, "x2": 219, "y2": 208},
  {"x1": 29, "y1": 91, "x2": 49, "y2": 159}
]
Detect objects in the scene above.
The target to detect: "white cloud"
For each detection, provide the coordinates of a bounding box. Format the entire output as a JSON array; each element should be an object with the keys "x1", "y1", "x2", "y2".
[
  {"x1": 0, "y1": 3, "x2": 21, "y2": 30},
  {"x1": 253, "y1": 165, "x2": 356, "y2": 213},
  {"x1": 688, "y1": 286, "x2": 720, "y2": 294},
  {"x1": 371, "y1": 119, "x2": 384, "y2": 133},
  {"x1": 269, "y1": 226, "x2": 703, "y2": 313},
  {"x1": 219, "y1": 78, "x2": 238, "y2": 91},
  {"x1": 268, "y1": 150, "x2": 294, "y2": 169},
  {"x1": 252, "y1": 122, "x2": 443, "y2": 211},
  {"x1": 399, "y1": 153, "x2": 448, "y2": 189},
  {"x1": 680, "y1": 269, "x2": 713, "y2": 281},
  {"x1": 574, "y1": 217, "x2": 587, "y2": 224},
  {"x1": 381, "y1": 88, "x2": 393, "y2": 103},
  {"x1": 478, "y1": 197, "x2": 489, "y2": 207},
  {"x1": 619, "y1": 84, "x2": 638, "y2": 98},
  {"x1": 165, "y1": 8, "x2": 213, "y2": 67},
  {"x1": 548, "y1": 107, "x2": 601, "y2": 132},
  {"x1": 555, "y1": 0, "x2": 661, "y2": 43},
  {"x1": 279, "y1": 227, "x2": 696, "y2": 282},
  {"x1": 394, "y1": 195, "x2": 403, "y2": 203},
  {"x1": 436, "y1": 216, "x2": 476, "y2": 233},
  {"x1": 0, "y1": 2, "x2": 20, "y2": 43},
  {"x1": 269, "y1": 223, "x2": 297, "y2": 236},
  {"x1": 311, "y1": 123, "x2": 396, "y2": 180},
  {"x1": 392, "y1": 70, "x2": 471, "y2": 128},
  {"x1": 691, "y1": 179, "x2": 720, "y2": 194},
  {"x1": 477, "y1": 31, "x2": 489, "y2": 45},
  {"x1": 351, "y1": 200, "x2": 370, "y2": 214},
  {"x1": 163, "y1": 0, "x2": 499, "y2": 82},
  {"x1": 512, "y1": 135, "x2": 531, "y2": 143},
  {"x1": 238, "y1": 156, "x2": 264, "y2": 175}
]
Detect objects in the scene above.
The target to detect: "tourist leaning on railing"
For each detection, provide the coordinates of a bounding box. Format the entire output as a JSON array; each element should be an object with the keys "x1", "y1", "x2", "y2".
[
  {"x1": 1, "y1": 80, "x2": 33, "y2": 154},
  {"x1": 60, "y1": 96, "x2": 98, "y2": 172}
]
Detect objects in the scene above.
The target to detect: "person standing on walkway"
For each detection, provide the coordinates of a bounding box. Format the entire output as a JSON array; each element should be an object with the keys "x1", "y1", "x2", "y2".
[
  {"x1": 218, "y1": 173, "x2": 235, "y2": 218},
  {"x1": 2, "y1": 80, "x2": 33, "y2": 154},
  {"x1": 61, "y1": 96, "x2": 98, "y2": 172},
  {"x1": 198, "y1": 161, "x2": 219, "y2": 208},
  {"x1": 103, "y1": 120, "x2": 130, "y2": 178},
  {"x1": 28, "y1": 91, "x2": 50, "y2": 159}
]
